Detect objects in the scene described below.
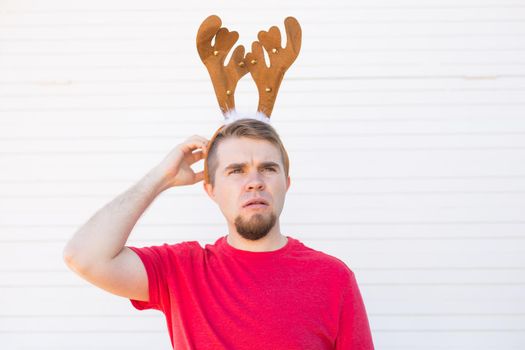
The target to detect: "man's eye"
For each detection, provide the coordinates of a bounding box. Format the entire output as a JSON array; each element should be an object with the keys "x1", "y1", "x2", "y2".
[
  {"x1": 229, "y1": 169, "x2": 242, "y2": 174},
  {"x1": 265, "y1": 167, "x2": 276, "y2": 172}
]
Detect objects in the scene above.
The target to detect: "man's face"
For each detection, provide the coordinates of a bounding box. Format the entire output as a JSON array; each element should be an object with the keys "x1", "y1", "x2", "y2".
[{"x1": 204, "y1": 137, "x2": 291, "y2": 241}]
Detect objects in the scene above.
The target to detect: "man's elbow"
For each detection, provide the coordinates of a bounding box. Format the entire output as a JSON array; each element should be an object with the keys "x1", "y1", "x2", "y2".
[
  {"x1": 63, "y1": 243, "x2": 76, "y2": 267},
  {"x1": 63, "y1": 241, "x2": 91, "y2": 275}
]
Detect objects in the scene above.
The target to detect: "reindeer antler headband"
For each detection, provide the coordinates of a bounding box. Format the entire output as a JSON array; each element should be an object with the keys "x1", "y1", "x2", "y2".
[{"x1": 196, "y1": 14, "x2": 302, "y2": 124}]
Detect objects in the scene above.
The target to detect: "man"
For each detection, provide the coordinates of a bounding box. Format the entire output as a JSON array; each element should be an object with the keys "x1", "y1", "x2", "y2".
[{"x1": 63, "y1": 118, "x2": 375, "y2": 349}]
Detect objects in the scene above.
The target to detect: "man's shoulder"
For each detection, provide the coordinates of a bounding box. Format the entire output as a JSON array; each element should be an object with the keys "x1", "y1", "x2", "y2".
[
  {"x1": 160, "y1": 240, "x2": 203, "y2": 254},
  {"x1": 292, "y1": 239, "x2": 354, "y2": 278}
]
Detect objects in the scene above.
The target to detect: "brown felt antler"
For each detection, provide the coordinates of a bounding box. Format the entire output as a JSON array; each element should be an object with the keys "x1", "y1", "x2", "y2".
[
  {"x1": 196, "y1": 15, "x2": 302, "y2": 120},
  {"x1": 245, "y1": 16, "x2": 302, "y2": 118},
  {"x1": 196, "y1": 15, "x2": 249, "y2": 116}
]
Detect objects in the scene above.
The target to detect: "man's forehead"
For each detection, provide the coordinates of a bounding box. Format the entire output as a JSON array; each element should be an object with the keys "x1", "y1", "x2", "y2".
[{"x1": 217, "y1": 137, "x2": 282, "y2": 167}]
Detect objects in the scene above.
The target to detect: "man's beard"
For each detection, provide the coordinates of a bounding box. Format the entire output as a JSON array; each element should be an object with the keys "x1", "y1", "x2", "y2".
[{"x1": 234, "y1": 210, "x2": 277, "y2": 241}]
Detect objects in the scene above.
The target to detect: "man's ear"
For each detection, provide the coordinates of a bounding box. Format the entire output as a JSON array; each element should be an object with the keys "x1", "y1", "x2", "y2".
[
  {"x1": 286, "y1": 176, "x2": 291, "y2": 191},
  {"x1": 203, "y1": 182, "x2": 215, "y2": 201}
]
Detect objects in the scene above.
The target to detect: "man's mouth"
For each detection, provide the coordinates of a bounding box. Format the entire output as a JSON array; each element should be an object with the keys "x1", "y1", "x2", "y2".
[
  {"x1": 242, "y1": 198, "x2": 270, "y2": 208},
  {"x1": 244, "y1": 203, "x2": 269, "y2": 209}
]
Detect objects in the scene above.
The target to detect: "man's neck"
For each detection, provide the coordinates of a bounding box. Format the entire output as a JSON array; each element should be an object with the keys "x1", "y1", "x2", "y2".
[{"x1": 226, "y1": 231, "x2": 288, "y2": 252}]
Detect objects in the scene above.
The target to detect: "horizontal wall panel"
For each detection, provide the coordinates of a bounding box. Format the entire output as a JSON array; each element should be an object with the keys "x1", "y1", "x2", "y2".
[
  {"x1": 0, "y1": 332, "x2": 171, "y2": 350},
  {"x1": 2, "y1": 285, "x2": 525, "y2": 315},
  {"x1": 1, "y1": 192, "x2": 524, "y2": 227},
  {"x1": 2, "y1": 174, "x2": 525, "y2": 195},
  {"x1": 2, "y1": 149, "x2": 524, "y2": 182},
  {"x1": 3, "y1": 221, "x2": 525, "y2": 242},
  {"x1": 0, "y1": 314, "x2": 165, "y2": 332},
  {"x1": 4, "y1": 267, "x2": 525, "y2": 286},
  {"x1": 1, "y1": 241, "x2": 523, "y2": 270}
]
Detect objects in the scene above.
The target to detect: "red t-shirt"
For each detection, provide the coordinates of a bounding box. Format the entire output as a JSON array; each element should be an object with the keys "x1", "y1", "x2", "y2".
[{"x1": 128, "y1": 235, "x2": 374, "y2": 349}]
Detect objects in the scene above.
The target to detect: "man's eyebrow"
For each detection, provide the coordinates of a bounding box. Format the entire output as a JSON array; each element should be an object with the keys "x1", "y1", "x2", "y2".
[
  {"x1": 223, "y1": 161, "x2": 281, "y2": 171},
  {"x1": 260, "y1": 161, "x2": 281, "y2": 169}
]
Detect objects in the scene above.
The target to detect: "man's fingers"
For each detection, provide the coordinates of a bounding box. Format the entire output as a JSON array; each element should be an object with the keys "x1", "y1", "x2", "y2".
[
  {"x1": 194, "y1": 170, "x2": 204, "y2": 183},
  {"x1": 181, "y1": 139, "x2": 209, "y2": 155},
  {"x1": 188, "y1": 150, "x2": 205, "y2": 164},
  {"x1": 188, "y1": 135, "x2": 210, "y2": 145}
]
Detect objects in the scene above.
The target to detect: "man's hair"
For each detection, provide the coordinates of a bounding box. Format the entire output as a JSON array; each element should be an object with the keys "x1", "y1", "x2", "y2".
[{"x1": 204, "y1": 118, "x2": 290, "y2": 187}]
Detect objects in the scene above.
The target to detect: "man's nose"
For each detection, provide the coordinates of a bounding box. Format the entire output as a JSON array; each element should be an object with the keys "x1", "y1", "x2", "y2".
[{"x1": 245, "y1": 171, "x2": 265, "y2": 191}]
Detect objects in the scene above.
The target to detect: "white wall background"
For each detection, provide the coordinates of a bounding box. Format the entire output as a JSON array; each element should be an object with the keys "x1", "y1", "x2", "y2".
[{"x1": 1, "y1": 0, "x2": 525, "y2": 349}]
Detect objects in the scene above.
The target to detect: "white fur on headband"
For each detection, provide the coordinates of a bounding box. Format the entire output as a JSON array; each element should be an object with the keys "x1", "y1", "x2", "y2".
[{"x1": 223, "y1": 109, "x2": 271, "y2": 125}]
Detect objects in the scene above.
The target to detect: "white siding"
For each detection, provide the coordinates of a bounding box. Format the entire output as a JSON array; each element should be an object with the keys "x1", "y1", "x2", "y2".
[{"x1": 1, "y1": 0, "x2": 525, "y2": 349}]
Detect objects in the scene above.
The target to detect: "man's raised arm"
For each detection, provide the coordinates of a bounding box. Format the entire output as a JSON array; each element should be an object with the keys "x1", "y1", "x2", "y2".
[{"x1": 62, "y1": 135, "x2": 209, "y2": 301}]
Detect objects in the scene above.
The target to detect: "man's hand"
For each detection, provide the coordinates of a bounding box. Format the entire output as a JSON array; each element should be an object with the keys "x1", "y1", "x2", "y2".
[{"x1": 155, "y1": 135, "x2": 210, "y2": 189}]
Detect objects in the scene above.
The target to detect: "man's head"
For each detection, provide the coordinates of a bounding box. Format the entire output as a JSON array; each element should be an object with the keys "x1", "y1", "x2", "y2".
[{"x1": 203, "y1": 118, "x2": 291, "y2": 241}]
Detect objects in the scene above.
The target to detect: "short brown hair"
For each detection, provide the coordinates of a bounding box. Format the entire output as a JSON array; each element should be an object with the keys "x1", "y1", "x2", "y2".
[{"x1": 204, "y1": 119, "x2": 290, "y2": 186}]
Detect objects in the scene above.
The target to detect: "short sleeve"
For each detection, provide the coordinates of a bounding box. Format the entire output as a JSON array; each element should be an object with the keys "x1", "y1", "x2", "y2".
[
  {"x1": 334, "y1": 270, "x2": 375, "y2": 350},
  {"x1": 127, "y1": 245, "x2": 169, "y2": 311}
]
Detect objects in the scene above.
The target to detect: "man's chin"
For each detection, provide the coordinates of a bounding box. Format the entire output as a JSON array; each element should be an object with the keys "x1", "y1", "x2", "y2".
[
  {"x1": 234, "y1": 212, "x2": 277, "y2": 241},
  {"x1": 238, "y1": 231, "x2": 269, "y2": 241}
]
